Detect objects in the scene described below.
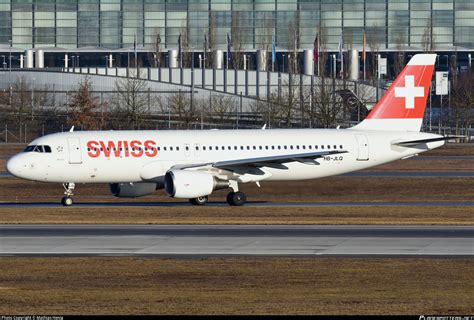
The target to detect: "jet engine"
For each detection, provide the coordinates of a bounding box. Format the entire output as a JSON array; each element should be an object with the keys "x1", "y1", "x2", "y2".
[
  {"x1": 109, "y1": 182, "x2": 158, "y2": 198},
  {"x1": 164, "y1": 170, "x2": 229, "y2": 198}
]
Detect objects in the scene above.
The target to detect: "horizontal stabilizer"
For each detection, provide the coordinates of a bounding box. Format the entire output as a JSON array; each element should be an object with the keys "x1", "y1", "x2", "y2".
[{"x1": 393, "y1": 136, "x2": 463, "y2": 147}]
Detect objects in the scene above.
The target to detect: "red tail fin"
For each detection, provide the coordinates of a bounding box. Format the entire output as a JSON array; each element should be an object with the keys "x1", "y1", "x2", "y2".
[{"x1": 352, "y1": 54, "x2": 436, "y2": 132}]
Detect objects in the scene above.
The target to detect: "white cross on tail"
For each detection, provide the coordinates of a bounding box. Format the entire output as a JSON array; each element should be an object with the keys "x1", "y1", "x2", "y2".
[{"x1": 394, "y1": 75, "x2": 424, "y2": 109}]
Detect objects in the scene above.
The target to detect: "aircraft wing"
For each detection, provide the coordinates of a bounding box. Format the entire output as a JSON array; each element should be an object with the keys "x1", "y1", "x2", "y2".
[{"x1": 171, "y1": 150, "x2": 348, "y2": 171}]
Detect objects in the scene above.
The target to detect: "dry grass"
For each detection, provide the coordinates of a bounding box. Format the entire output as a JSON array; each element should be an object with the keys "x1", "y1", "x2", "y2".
[
  {"x1": 0, "y1": 206, "x2": 472, "y2": 225},
  {"x1": 0, "y1": 257, "x2": 472, "y2": 315}
]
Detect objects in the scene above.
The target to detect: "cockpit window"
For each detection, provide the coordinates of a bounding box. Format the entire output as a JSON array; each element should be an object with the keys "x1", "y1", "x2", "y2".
[{"x1": 23, "y1": 145, "x2": 52, "y2": 153}]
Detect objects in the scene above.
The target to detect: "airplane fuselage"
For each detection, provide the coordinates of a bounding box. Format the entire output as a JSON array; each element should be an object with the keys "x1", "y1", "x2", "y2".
[{"x1": 7, "y1": 128, "x2": 444, "y2": 184}]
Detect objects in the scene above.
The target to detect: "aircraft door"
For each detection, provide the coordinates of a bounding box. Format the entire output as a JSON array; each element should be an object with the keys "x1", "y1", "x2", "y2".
[
  {"x1": 67, "y1": 137, "x2": 83, "y2": 164},
  {"x1": 355, "y1": 134, "x2": 369, "y2": 161}
]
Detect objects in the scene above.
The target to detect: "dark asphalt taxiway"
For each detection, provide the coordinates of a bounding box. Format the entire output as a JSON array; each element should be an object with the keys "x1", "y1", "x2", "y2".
[
  {"x1": 1, "y1": 224, "x2": 472, "y2": 257},
  {"x1": 1, "y1": 200, "x2": 474, "y2": 208}
]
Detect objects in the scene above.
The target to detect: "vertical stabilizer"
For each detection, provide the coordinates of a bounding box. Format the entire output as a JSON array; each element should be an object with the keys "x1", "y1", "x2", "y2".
[{"x1": 351, "y1": 54, "x2": 436, "y2": 132}]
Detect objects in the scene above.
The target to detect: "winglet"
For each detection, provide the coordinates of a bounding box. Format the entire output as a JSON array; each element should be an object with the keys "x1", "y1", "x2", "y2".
[
  {"x1": 69, "y1": 126, "x2": 75, "y2": 132},
  {"x1": 261, "y1": 124, "x2": 267, "y2": 130}
]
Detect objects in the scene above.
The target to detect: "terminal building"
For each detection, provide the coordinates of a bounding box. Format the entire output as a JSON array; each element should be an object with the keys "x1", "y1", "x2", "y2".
[{"x1": 0, "y1": 0, "x2": 473, "y2": 71}]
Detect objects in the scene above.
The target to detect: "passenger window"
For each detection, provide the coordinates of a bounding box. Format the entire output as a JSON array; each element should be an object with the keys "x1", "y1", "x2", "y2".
[
  {"x1": 321, "y1": 145, "x2": 324, "y2": 149},
  {"x1": 334, "y1": 145, "x2": 337, "y2": 149},
  {"x1": 284, "y1": 146, "x2": 287, "y2": 150},
  {"x1": 170, "y1": 147, "x2": 173, "y2": 151},
  {"x1": 228, "y1": 146, "x2": 231, "y2": 150},
  {"x1": 296, "y1": 145, "x2": 299, "y2": 150},
  {"x1": 185, "y1": 146, "x2": 189, "y2": 151},
  {"x1": 177, "y1": 147, "x2": 180, "y2": 151},
  {"x1": 278, "y1": 146, "x2": 281, "y2": 150},
  {"x1": 290, "y1": 146, "x2": 293, "y2": 150},
  {"x1": 253, "y1": 146, "x2": 256, "y2": 150},
  {"x1": 240, "y1": 146, "x2": 244, "y2": 150},
  {"x1": 327, "y1": 145, "x2": 331, "y2": 149},
  {"x1": 271, "y1": 146, "x2": 275, "y2": 150},
  {"x1": 340, "y1": 145, "x2": 343, "y2": 149},
  {"x1": 265, "y1": 146, "x2": 269, "y2": 150},
  {"x1": 234, "y1": 146, "x2": 237, "y2": 150},
  {"x1": 209, "y1": 146, "x2": 213, "y2": 150},
  {"x1": 203, "y1": 146, "x2": 206, "y2": 151},
  {"x1": 246, "y1": 146, "x2": 250, "y2": 150}
]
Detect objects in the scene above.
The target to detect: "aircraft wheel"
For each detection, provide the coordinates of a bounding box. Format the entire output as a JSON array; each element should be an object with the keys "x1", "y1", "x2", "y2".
[
  {"x1": 61, "y1": 196, "x2": 73, "y2": 207},
  {"x1": 226, "y1": 191, "x2": 246, "y2": 206},
  {"x1": 189, "y1": 195, "x2": 209, "y2": 206}
]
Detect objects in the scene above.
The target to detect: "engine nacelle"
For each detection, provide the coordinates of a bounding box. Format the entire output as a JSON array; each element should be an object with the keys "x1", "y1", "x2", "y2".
[
  {"x1": 164, "y1": 170, "x2": 229, "y2": 198},
  {"x1": 109, "y1": 182, "x2": 158, "y2": 198}
]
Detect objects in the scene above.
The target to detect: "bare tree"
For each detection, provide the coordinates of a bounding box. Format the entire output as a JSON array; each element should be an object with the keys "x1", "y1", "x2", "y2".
[
  {"x1": 162, "y1": 90, "x2": 198, "y2": 129},
  {"x1": 421, "y1": 18, "x2": 434, "y2": 52},
  {"x1": 180, "y1": 22, "x2": 192, "y2": 68},
  {"x1": 0, "y1": 77, "x2": 33, "y2": 129},
  {"x1": 67, "y1": 77, "x2": 101, "y2": 130},
  {"x1": 113, "y1": 73, "x2": 150, "y2": 129},
  {"x1": 206, "y1": 14, "x2": 218, "y2": 68},
  {"x1": 230, "y1": 12, "x2": 246, "y2": 69},
  {"x1": 152, "y1": 27, "x2": 162, "y2": 67},
  {"x1": 209, "y1": 94, "x2": 237, "y2": 125},
  {"x1": 305, "y1": 27, "x2": 345, "y2": 128},
  {"x1": 393, "y1": 33, "x2": 407, "y2": 77},
  {"x1": 450, "y1": 57, "x2": 473, "y2": 141},
  {"x1": 255, "y1": 12, "x2": 274, "y2": 70},
  {"x1": 286, "y1": 13, "x2": 300, "y2": 74},
  {"x1": 367, "y1": 28, "x2": 380, "y2": 85}
]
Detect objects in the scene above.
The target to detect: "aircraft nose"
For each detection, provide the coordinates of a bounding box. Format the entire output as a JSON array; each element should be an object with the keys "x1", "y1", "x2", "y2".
[{"x1": 6, "y1": 156, "x2": 23, "y2": 177}]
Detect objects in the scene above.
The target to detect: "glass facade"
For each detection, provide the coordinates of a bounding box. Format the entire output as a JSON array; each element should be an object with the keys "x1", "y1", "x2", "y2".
[{"x1": 0, "y1": 0, "x2": 473, "y2": 51}]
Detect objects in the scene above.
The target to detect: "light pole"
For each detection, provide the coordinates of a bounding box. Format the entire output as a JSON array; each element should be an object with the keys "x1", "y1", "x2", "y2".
[
  {"x1": 31, "y1": 78, "x2": 35, "y2": 121},
  {"x1": 71, "y1": 55, "x2": 75, "y2": 69},
  {"x1": 9, "y1": 39, "x2": 12, "y2": 85},
  {"x1": 443, "y1": 55, "x2": 448, "y2": 70},
  {"x1": 1, "y1": 56, "x2": 5, "y2": 70}
]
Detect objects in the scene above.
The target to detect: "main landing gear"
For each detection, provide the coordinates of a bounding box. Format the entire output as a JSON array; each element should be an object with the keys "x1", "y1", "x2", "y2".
[
  {"x1": 188, "y1": 180, "x2": 247, "y2": 206},
  {"x1": 226, "y1": 191, "x2": 246, "y2": 206},
  {"x1": 61, "y1": 182, "x2": 75, "y2": 206}
]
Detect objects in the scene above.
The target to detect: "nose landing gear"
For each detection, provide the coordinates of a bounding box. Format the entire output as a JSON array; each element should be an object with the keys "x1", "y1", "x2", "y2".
[
  {"x1": 61, "y1": 182, "x2": 75, "y2": 206},
  {"x1": 189, "y1": 195, "x2": 209, "y2": 206}
]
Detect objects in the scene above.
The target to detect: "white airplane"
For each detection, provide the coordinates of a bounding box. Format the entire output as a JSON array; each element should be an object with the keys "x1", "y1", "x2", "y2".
[{"x1": 6, "y1": 54, "x2": 448, "y2": 206}]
